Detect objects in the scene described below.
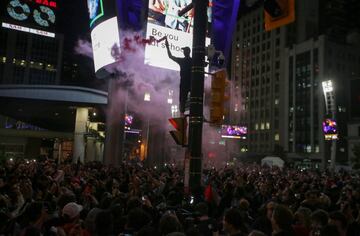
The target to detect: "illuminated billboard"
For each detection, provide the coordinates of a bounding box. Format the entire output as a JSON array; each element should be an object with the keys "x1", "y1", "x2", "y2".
[
  {"x1": 144, "y1": 0, "x2": 210, "y2": 71},
  {"x1": 221, "y1": 125, "x2": 247, "y2": 139},
  {"x1": 322, "y1": 118, "x2": 338, "y2": 140},
  {"x1": 91, "y1": 17, "x2": 121, "y2": 73},
  {"x1": 1, "y1": 0, "x2": 57, "y2": 36},
  {"x1": 88, "y1": 0, "x2": 104, "y2": 27},
  {"x1": 125, "y1": 114, "x2": 133, "y2": 127}
]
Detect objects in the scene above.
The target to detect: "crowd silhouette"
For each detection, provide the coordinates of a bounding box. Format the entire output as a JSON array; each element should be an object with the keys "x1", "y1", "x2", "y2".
[{"x1": 0, "y1": 158, "x2": 360, "y2": 236}]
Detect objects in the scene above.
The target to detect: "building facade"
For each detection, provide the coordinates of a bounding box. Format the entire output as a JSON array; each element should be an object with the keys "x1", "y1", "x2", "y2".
[
  {"x1": 284, "y1": 36, "x2": 360, "y2": 163},
  {"x1": 231, "y1": 6, "x2": 285, "y2": 156},
  {"x1": 0, "y1": 28, "x2": 63, "y2": 85},
  {"x1": 230, "y1": 0, "x2": 360, "y2": 164}
]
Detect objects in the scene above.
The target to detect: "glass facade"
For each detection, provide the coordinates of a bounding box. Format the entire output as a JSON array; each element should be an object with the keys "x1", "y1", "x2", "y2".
[
  {"x1": 288, "y1": 49, "x2": 320, "y2": 154},
  {"x1": 0, "y1": 29, "x2": 62, "y2": 85}
]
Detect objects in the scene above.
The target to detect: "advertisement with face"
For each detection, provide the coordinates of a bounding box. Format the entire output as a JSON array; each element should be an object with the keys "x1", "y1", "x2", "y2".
[{"x1": 145, "y1": 0, "x2": 210, "y2": 71}]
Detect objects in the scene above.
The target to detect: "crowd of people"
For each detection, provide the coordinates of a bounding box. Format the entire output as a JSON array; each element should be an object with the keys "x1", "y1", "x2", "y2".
[{"x1": 0, "y1": 157, "x2": 360, "y2": 236}]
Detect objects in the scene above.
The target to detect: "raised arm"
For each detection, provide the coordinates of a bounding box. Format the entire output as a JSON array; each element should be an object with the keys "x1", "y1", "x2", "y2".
[{"x1": 165, "y1": 37, "x2": 176, "y2": 61}]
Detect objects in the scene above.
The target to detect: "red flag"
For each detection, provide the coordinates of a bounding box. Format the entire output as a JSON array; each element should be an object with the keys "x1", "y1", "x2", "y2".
[{"x1": 204, "y1": 184, "x2": 212, "y2": 202}]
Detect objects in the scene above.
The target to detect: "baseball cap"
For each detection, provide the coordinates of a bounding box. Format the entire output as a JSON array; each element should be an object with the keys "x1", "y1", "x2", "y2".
[
  {"x1": 62, "y1": 202, "x2": 83, "y2": 219},
  {"x1": 181, "y1": 46, "x2": 190, "y2": 52}
]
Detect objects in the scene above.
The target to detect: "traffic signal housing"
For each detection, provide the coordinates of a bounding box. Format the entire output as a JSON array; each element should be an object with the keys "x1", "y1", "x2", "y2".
[
  {"x1": 210, "y1": 69, "x2": 229, "y2": 125},
  {"x1": 168, "y1": 117, "x2": 187, "y2": 146},
  {"x1": 264, "y1": 0, "x2": 295, "y2": 31}
]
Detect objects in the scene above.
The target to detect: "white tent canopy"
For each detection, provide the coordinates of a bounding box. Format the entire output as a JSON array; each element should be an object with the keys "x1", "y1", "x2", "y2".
[{"x1": 261, "y1": 156, "x2": 285, "y2": 168}]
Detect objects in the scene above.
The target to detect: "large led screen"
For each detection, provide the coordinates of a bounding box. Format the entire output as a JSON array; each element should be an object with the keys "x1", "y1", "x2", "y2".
[
  {"x1": 1, "y1": 0, "x2": 57, "y2": 34},
  {"x1": 145, "y1": 0, "x2": 210, "y2": 71},
  {"x1": 91, "y1": 17, "x2": 120, "y2": 73},
  {"x1": 87, "y1": 0, "x2": 104, "y2": 27},
  {"x1": 221, "y1": 125, "x2": 247, "y2": 139},
  {"x1": 322, "y1": 118, "x2": 338, "y2": 140}
]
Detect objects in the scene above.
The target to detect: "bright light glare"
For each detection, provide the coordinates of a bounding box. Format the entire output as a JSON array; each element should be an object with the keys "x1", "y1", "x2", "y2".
[
  {"x1": 322, "y1": 80, "x2": 333, "y2": 93},
  {"x1": 144, "y1": 92, "x2": 151, "y2": 101}
]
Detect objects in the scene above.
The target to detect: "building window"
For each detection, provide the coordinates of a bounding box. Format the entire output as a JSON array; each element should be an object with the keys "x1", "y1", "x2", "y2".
[
  {"x1": 275, "y1": 61, "x2": 280, "y2": 69},
  {"x1": 274, "y1": 133, "x2": 279, "y2": 141},
  {"x1": 266, "y1": 122, "x2": 270, "y2": 129},
  {"x1": 255, "y1": 123, "x2": 259, "y2": 130}
]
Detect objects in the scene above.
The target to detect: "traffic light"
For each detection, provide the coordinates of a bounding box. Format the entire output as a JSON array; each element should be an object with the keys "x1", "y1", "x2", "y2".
[
  {"x1": 210, "y1": 69, "x2": 228, "y2": 125},
  {"x1": 264, "y1": 0, "x2": 295, "y2": 31},
  {"x1": 168, "y1": 117, "x2": 187, "y2": 146}
]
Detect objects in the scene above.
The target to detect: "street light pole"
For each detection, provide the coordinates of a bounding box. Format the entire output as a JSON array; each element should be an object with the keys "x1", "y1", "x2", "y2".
[{"x1": 188, "y1": 0, "x2": 208, "y2": 192}]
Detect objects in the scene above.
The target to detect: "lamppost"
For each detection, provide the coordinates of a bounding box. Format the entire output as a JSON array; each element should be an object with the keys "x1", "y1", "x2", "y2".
[{"x1": 322, "y1": 80, "x2": 336, "y2": 171}]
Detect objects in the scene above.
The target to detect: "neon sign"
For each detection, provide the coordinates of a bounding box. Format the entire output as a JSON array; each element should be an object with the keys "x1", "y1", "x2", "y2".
[{"x1": 35, "y1": 0, "x2": 57, "y2": 8}]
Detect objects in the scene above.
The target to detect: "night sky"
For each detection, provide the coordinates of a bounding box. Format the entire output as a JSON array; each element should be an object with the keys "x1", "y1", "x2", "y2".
[{"x1": 57, "y1": 1, "x2": 90, "y2": 52}]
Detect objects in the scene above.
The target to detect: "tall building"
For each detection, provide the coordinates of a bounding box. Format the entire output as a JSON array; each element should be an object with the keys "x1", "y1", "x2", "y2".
[
  {"x1": 231, "y1": 6, "x2": 285, "y2": 156},
  {"x1": 231, "y1": 0, "x2": 360, "y2": 163},
  {"x1": 0, "y1": 0, "x2": 63, "y2": 85},
  {"x1": 284, "y1": 36, "x2": 360, "y2": 162},
  {"x1": 0, "y1": 29, "x2": 63, "y2": 85}
]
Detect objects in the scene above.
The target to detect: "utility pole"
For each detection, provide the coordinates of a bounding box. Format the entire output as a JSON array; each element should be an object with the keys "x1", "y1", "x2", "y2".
[{"x1": 188, "y1": 0, "x2": 208, "y2": 192}]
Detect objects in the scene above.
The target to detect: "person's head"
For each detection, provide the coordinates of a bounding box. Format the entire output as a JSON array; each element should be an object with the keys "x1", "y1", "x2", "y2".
[
  {"x1": 340, "y1": 202, "x2": 353, "y2": 220},
  {"x1": 305, "y1": 190, "x2": 318, "y2": 201},
  {"x1": 328, "y1": 211, "x2": 347, "y2": 234},
  {"x1": 248, "y1": 230, "x2": 267, "y2": 236},
  {"x1": 126, "y1": 197, "x2": 142, "y2": 213},
  {"x1": 95, "y1": 210, "x2": 114, "y2": 235},
  {"x1": 239, "y1": 198, "x2": 250, "y2": 211},
  {"x1": 294, "y1": 207, "x2": 312, "y2": 228},
  {"x1": 84, "y1": 208, "x2": 102, "y2": 235},
  {"x1": 23, "y1": 226, "x2": 41, "y2": 236},
  {"x1": 271, "y1": 204, "x2": 293, "y2": 232},
  {"x1": 310, "y1": 209, "x2": 329, "y2": 234},
  {"x1": 62, "y1": 202, "x2": 83, "y2": 222},
  {"x1": 57, "y1": 194, "x2": 76, "y2": 213},
  {"x1": 223, "y1": 208, "x2": 245, "y2": 234},
  {"x1": 182, "y1": 47, "x2": 191, "y2": 57},
  {"x1": 126, "y1": 208, "x2": 151, "y2": 231},
  {"x1": 320, "y1": 224, "x2": 340, "y2": 236},
  {"x1": 159, "y1": 212, "x2": 183, "y2": 236},
  {"x1": 195, "y1": 202, "x2": 208, "y2": 216},
  {"x1": 24, "y1": 201, "x2": 45, "y2": 223},
  {"x1": 266, "y1": 201, "x2": 276, "y2": 220}
]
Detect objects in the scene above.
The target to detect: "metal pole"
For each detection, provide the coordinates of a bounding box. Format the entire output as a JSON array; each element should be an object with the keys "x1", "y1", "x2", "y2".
[
  {"x1": 188, "y1": 0, "x2": 208, "y2": 192},
  {"x1": 330, "y1": 139, "x2": 336, "y2": 171},
  {"x1": 145, "y1": 117, "x2": 150, "y2": 161}
]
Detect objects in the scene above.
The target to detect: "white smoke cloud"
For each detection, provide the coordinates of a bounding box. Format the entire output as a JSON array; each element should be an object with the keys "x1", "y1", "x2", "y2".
[{"x1": 75, "y1": 30, "x2": 242, "y2": 167}]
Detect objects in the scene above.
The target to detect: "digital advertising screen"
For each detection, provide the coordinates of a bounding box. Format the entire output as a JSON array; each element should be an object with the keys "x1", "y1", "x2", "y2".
[
  {"x1": 90, "y1": 16, "x2": 120, "y2": 73},
  {"x1": 322, "y1": 118, "x2": 338, "y2": 140},
  {"x1": 221, "y1": 125, "x2": 247, "y2": 139},
  {"x1": 144, "y1": 0, "x2": 210, "y2": 71},
  {"x1": 88, "y1": 0, "x2": 104, "y2": 27},
  {"x1": 125, "y1": 114, "x2": 134, "y2": 127},
  {"x1": 1, "y1": 0, "x2": 57, "y2": 36}
]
